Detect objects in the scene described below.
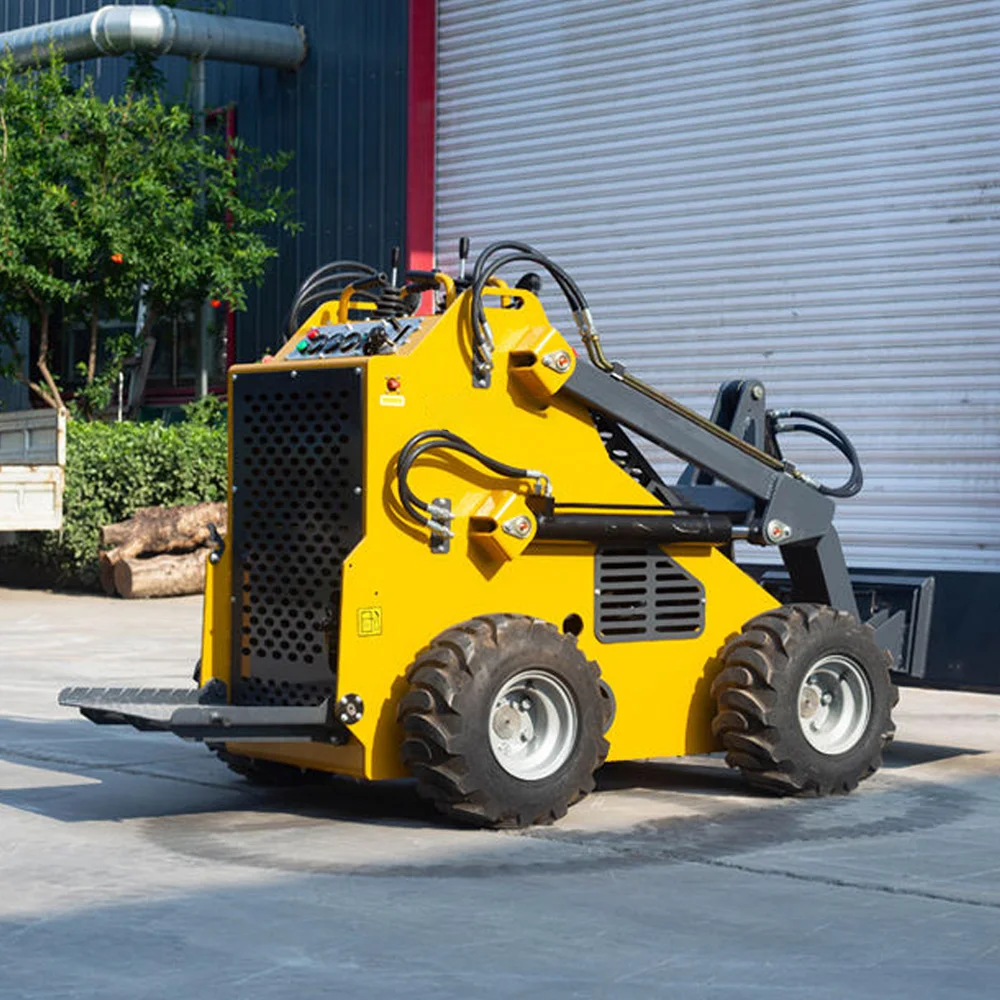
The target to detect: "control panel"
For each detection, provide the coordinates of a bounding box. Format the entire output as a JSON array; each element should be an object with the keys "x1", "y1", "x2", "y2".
[{"x1": 285, "y1": 318, "x2": 422, "y2": 361}]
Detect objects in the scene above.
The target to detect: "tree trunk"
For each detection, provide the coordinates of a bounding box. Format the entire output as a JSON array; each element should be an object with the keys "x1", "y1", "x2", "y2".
[
  {"x1": 86, "y1": 297, "x2": 99, "y2": 384},
  {"x1": 34, "y1": 306, "x2": 65, "y2": 412},
  {"x1": 127, "y1": 306, "x2": 158, "y2": 417},
  {"x1": 114, "y1": 548, "x2": 211, "y2": 599},
  {"x1": 100, "y1": 502, "x2": 226, "y2": 559}
]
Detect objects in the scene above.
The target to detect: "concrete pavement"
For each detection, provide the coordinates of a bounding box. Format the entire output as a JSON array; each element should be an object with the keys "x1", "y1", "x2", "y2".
[{"x1": 1, "y1": 587, "x2": 999, "y2": 998}]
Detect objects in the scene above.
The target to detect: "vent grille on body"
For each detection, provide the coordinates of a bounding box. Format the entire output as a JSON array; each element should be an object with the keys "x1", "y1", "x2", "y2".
[
  {"x1": 230, "y1": 367, "x2": 364, "y2": 706},
  {"x1": 594, "y1": 547, "x2": 705, "y2": 643}
]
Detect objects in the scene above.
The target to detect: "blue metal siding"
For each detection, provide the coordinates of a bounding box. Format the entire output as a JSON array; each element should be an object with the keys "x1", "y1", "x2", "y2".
[
  {"x1": 0, "y1": 317, "x2": 29, "y2": 412},
  {"x1": 0, "y1": 0, "x2": 409, "y2": 362}
]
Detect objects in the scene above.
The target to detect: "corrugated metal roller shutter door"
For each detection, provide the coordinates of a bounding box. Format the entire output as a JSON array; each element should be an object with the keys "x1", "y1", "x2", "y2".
[{"x1": 436, "y1": 0, "x2": 1000, "y2": 573}]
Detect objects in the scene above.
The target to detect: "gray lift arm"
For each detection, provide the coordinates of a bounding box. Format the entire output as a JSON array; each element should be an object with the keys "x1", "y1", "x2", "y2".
[{"x1": 562, "y1": 362, "x2": 861, "y2": 620}]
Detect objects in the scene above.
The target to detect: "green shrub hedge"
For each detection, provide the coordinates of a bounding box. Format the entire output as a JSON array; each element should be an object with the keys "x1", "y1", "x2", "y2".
[{"x1": 3, "y1": 410, "x2": 227, "y2": 589}]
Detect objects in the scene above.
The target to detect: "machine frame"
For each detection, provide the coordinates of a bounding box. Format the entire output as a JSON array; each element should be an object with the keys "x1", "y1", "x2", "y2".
[{"x1": 60, "y1": 247, "x2": 929, "y2": 825}]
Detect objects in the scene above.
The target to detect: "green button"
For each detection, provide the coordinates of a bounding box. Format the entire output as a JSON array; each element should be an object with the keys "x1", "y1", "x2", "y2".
[{"x1": 297, "y1": 339, "x2": 309, "y2": 351}]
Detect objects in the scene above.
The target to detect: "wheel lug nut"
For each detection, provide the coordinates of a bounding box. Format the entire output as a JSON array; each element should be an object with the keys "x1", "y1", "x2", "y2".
[{"x1": 519, "y1": 698, "x2": 531, "y2": 711}]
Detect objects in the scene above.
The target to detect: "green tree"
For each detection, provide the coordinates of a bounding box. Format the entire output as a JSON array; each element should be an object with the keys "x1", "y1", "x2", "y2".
[{"x1": 0, "y1": 53, "x2": 297, "y2": 415}]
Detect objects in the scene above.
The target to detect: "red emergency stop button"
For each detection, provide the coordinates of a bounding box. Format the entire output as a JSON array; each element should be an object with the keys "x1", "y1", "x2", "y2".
[{"x1": 386, "y1": 376, "x2": 401, "y2": 392}]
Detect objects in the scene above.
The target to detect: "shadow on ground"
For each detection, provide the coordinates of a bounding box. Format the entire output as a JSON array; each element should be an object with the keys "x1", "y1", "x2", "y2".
[{"x1": 0, "y1": 716, "x2": 988, "y2": 839}]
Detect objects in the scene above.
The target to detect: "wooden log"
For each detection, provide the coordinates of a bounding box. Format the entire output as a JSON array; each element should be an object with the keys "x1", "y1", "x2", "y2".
[
  {"x1": 113, "y1": 548, "x2": 211, "y2": 600},
  {"x1": 98, "y1": 550, "x2": 118, "y2": 596},
  {"x1": 100, "y1": 502, "x2": 226, "y2": 558},
  {"x1": 99, "y1": 504, "x2": 169, "y2": 547},
  {"x1": 100, "y1": 522, "x2": 133, "y2": 548}
]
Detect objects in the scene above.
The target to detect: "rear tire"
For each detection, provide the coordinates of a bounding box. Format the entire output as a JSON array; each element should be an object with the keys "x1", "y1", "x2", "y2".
[
  {"x1": 711, "y1": 603, "x2": 897, "y2": 795},
  {"x1": 399, "y1": 614, "x2": 609, "y2": 828}
]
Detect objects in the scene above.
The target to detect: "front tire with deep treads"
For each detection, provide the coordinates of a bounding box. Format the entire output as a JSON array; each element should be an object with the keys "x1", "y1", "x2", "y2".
[
  {"x1": 399, "y1": 614, "x2": 609, "y2": 828},
  {"x1": 711, "y1": 603, "x2": 897, "y2": 796}
]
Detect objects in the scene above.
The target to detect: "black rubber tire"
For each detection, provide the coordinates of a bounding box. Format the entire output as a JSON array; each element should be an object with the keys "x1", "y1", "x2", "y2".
[
  {"x1": 711, "y1": 603, "x2": 898, "y2": 796},
  {"x1": 398, "y1": 614, "x2": 609, "y2": 828},
  {"x1": 208, "y1": 744, "x2": 328, "y2": 787}
]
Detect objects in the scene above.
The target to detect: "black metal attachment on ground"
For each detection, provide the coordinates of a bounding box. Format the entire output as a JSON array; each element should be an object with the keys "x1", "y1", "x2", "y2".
[
  {"x1": 759, "y1": 569, "x2": 935, "y2": 678},
  {"x1": 57, "y1": 687, "x2": 347, "y2": 743}
]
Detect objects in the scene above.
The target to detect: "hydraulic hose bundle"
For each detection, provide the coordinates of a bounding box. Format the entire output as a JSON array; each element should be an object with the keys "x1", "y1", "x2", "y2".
[
  {"x1": 768, "y1": 409, "x2": 863, "y2": 498},
  {"x1": 465, "y1": 243, "x2": 797, "y2": 476},
  {"x1": 289, "y1": 243, "x2": 862, "y2": 506},
  {"x1": 286, "y1": 259, "x2": 417, "y2": 335},
  {"x1": 287, "y1": 260, "x2": 378, "y2": 336},
  {"x1": 396, "y1": 430, "x2": 550, "y2": 537},
  {"x1": 467, "y1": 241, "x2": 607, "y2": 385}
]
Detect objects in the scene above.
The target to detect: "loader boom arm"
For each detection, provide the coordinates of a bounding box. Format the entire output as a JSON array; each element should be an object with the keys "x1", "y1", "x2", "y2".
[{"x1": 562, "y1": 362, "x2": 860, "y2": 619}]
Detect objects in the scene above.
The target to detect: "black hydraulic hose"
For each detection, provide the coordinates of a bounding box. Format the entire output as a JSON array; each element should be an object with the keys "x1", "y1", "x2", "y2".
[
  {"x1": 294, "y1": 271, "x2": 371, "y2": 298},
  {"x1": 397, "y1": 431, "x2": 482, "y2": 524},
  {"x1": 468, "y1": 242, "x2": 590, "y2": 369},
  {"x1": 296, "y1": 261, "x2": 377, "y2": 297},
  {"x1": 472, "y1": 251, "x2": 580, "y2": 329},
  {"x1": 290, "y1": 278, "x2": 416, "y2": 330},
  {"x1": 296, "y1": 260, "x2": 377, "y2": 291},
  {"x1": 399, "y1": 434, "x2": 537, "y2": 510},
  {"x1": 472, "y1": 243, "x2": 585, "y2": 309},
  {"x1": 770, "y1": 409, "x2": 863, "y2": 498},
  {"x1": 469, "y1": 248, "x2": 589, "y2": 382},
  {"x1": 287, "y1": 287, "x2": 362, "y2": 328},
  {"x1": 396, "y1": 429, "x2": 544, "y2": 530},
  {"x1": 286, "y1": 260, "x2": 379, "y2": 334},
  {"x1": 471, "y1": 243, "x2": 586, "y2": 316}
]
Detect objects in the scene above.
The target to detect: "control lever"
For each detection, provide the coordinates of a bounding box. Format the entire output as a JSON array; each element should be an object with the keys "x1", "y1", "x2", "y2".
[{"x1": 405, "y1": 270, "x2": 439, "y2": 293}]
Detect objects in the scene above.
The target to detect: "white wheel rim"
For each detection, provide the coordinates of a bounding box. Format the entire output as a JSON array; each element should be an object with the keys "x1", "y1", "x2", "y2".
[
  {"x1": 488, "y1": 669, "x2": 578, "y2": 781},
  {"x1": 797, "y1": 654, "x2": 873, "y2": 755}
]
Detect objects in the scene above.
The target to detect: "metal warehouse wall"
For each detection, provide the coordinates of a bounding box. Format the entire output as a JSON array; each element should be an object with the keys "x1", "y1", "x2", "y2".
[
  {"x1": 435, "y1": 0, "x2": 1000, "y2": 577},
  {"x1": 1, "y1": 0, "x2": 409, "y2": 363},
  {"x1": 0, "y1": 319, "x2": 28, "y2": 411}
]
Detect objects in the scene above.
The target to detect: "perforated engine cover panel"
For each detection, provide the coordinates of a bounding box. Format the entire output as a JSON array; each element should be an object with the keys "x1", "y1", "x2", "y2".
[{"x1": 230, "y1": 366, "x2": 364, "y2": 706}]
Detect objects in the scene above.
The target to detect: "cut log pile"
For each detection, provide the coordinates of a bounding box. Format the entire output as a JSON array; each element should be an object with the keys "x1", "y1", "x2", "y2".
[{"x1": 99, "y1": 502, "x2": 227, "y2": 599}]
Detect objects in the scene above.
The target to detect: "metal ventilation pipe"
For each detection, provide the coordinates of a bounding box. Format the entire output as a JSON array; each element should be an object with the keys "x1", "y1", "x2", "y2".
[{"x1": 0, "y1": 5, "x2": 307, "y2": 72}]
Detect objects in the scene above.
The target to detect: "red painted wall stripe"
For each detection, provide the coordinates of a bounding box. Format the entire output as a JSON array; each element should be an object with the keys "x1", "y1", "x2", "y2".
[{"x1": 406, "y1": 0, "x2": 436, "y2": 310}]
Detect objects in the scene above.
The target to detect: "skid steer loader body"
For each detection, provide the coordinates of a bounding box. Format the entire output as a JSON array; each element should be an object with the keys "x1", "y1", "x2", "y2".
[
  {"x1": 61, "y1": 253, "x2": 920, "y2": 824},
  {"x1": 198, "y1": 288, "x2": 777, "y2": 779}
]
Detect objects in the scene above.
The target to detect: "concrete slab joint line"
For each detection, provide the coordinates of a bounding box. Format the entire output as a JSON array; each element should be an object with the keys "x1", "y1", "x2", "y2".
[{"x1": 0, "y1": 5, "x2": 308, "y2": 72}]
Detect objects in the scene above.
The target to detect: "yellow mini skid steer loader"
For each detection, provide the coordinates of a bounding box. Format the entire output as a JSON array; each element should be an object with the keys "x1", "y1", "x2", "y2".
[{"x1": 61, "y1": 240, "x2": 912, "y2": 827}]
